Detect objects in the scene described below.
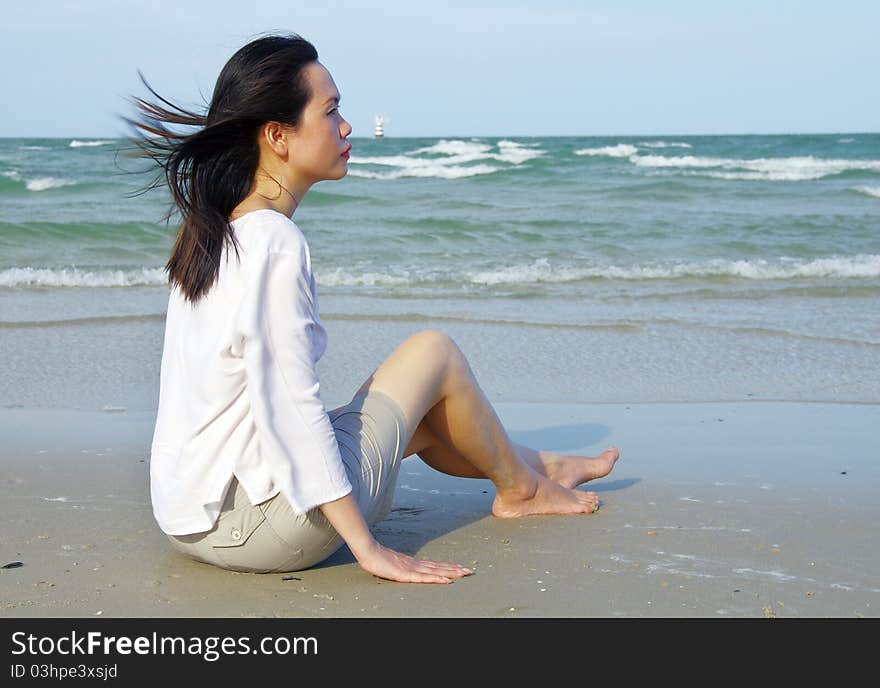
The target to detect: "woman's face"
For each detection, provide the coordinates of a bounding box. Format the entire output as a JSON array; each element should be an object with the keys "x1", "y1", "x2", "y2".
[{"x1": 286, "y1": 61, "x2": 352, "y2": 185}]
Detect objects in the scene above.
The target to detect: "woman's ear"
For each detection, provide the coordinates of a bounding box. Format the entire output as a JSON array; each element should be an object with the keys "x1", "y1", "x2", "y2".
[{"x1": 261, "y1": 121, "x2": 290, "y2": 158}]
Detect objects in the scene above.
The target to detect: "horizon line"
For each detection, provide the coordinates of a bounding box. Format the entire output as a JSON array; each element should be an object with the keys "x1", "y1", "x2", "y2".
[{"x1": 1, "y1": 131, "x2": 879, "y2": 140}]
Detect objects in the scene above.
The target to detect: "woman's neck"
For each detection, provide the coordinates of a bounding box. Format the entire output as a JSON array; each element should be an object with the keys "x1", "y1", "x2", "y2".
[{"x1": 230, "y1": 171, "x2": 311, "y2": 221}]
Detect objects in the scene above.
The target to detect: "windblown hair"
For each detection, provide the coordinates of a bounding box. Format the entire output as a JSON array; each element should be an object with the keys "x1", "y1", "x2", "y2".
[{"x1": 123, "y1": 34, "x2": 318, "y2": 302}]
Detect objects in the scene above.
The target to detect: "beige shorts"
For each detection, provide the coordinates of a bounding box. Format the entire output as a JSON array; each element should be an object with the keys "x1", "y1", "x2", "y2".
[{"x1": 167, "y1": 389, "x2": 408, "y2": 573}]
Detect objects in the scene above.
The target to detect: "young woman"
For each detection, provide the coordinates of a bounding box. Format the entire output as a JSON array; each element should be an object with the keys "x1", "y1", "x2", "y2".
[{"x1": 129, "y1": 34, "x2": 619, "y2": 584}]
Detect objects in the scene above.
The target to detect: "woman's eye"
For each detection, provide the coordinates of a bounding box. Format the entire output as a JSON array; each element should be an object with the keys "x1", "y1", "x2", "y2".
[{"x1": 328, "y1": 107, "x2": 338, "y2": 115}]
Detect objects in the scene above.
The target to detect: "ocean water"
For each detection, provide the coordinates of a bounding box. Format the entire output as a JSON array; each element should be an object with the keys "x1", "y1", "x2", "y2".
[{"x1": 1, "y1": 134, "x2": 878, "y2": 410}]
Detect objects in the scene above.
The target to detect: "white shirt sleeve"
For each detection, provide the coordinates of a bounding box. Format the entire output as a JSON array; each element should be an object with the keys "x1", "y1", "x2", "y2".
[{"x1": 238, "y1": 241, "x2": 352, "y2": 514}]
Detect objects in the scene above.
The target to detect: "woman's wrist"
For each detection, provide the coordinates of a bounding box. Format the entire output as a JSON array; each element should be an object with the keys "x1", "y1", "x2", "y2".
[
  {"x1": 318, "y1": 492, "x2": 378, "y2": 562},
  {"x1": 348, "y1": 535, "x2": 381, "y2": 563}
]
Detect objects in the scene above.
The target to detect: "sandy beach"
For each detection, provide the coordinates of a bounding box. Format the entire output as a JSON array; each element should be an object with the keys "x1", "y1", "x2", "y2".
[
  {"x1": 4, "y1": 133, "x2": 879, "y2": 621},
  {"x1": 2, "y1": 400, "x2": 877, "y2": 618}
]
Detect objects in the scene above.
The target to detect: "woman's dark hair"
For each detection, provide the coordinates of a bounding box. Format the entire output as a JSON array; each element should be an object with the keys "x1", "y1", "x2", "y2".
[{"x1": 124, "y1": 34, "x2": 318, "y2": 302}]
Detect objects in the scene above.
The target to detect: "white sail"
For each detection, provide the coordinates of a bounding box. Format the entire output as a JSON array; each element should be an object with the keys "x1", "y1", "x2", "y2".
[{"x1": 374, "y1": 114, "x2": 384, "y2": 138}]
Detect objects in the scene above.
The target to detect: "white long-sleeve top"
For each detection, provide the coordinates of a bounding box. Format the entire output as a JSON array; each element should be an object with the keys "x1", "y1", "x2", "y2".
[{"x1": 150, "y1": 208, "x2": 352, "y2": 535}]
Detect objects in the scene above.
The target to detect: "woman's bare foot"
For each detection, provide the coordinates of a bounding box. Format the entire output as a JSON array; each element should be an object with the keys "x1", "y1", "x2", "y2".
[
  {"x1": 535, "y1": 446, "x2": 620, "y2": 489},
  {"x1": 492, "y1": 471, "x2": 600, "y2": 518}
]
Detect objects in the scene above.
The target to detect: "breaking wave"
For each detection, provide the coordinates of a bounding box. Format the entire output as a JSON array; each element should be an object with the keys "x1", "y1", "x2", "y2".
[
  {"x1": 0, "y1": 267, "x2": 166, "y2": 288},
  {"x1": 631, "y1": 154, "x2": 880, "y2": 181},
  {"x1": 575, "y1": 144, "x2": 638, "y2": 158},
  {"x1": 0, "y1": 170, "x2": 77, "y2": 191},
  {"x1": 853, "y1": 186, "x2": 880, "y2": 198},
  {"x1": 69, "y1": 140, "x2": 115, "y2": 148},
  {"x1": 348, "y1": 139, "x2": 543, "y2": 179},
  {"x1": 314, "y1": 255, "x2": 880, "y2": 289}
]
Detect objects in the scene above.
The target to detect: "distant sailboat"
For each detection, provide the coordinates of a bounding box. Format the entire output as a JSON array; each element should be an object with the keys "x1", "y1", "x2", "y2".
[{"x1": 373, "y1": 115, "x2": 385, "y2": 138}]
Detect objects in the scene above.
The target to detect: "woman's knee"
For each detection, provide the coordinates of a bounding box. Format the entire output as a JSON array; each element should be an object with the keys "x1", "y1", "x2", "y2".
[
  {"x1": 407, "y1": 329, "x2": 472, "y2": 386},
  {"x1": 405, "y1": 329, "x2": 459, "y2": 359}
]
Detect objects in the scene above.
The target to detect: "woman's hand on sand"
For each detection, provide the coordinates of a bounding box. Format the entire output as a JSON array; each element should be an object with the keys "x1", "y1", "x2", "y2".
[
  {"x1": 355, "y1": 541, "x2": 472, "y2": 584},
  {"x1": 319, "y1": 494, "x2": 470, "y2": 583}
]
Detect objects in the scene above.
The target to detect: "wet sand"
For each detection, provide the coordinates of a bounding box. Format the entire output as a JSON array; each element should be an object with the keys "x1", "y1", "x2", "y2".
[{"x1": 1, "y1": 401, "x2": 878, "y2": 618}]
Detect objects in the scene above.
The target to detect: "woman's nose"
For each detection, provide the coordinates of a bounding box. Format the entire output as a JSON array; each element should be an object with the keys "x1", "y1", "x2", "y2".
[{"x1": 340, "y1": 117, "x2": 352, "y2": 138}]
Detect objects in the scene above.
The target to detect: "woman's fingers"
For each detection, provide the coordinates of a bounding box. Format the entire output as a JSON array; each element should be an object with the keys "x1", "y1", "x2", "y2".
[
  {"x1": 406, "y1": 563, "x2": 466, "y2": 584},
  {"x1": 383, "y1": 560, "x2": 452, "y2": 584},
  {"x1": 416, "y1": 558, "x2": 472, "y2": 573},
  {"x1": 409, "y1": 572, "x2": 454, "y2": 584},
  {"x1": 408, "y1": 556, "x2": 472, "y2": 576},
  {"x1": 391, "y1": 558, "x2": 470, "y2": 584},
  {"x1": 359, "y1": 543, "x2": 474, "y2": 584}
]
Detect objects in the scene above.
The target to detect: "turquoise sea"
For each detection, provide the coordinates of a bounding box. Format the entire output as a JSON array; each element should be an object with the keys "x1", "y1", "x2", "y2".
[{"x1": 1, "y1": 134, "x2": 878, "y2": 410}]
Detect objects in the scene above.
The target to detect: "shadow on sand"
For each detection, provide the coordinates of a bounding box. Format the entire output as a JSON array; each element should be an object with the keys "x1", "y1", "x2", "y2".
[{"x1": 312, "y1": 420, "x2": 639, "y2": 571}]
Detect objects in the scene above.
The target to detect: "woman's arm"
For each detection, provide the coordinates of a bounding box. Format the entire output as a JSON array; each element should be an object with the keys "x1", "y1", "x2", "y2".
[{"x1": 319, "y1": 494, "x2": 472, "y2": 584}]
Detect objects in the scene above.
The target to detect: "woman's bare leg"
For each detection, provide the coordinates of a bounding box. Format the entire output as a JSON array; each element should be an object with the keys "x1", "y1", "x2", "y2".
[
  {"x1": 415, "y1": 436, "x2": 619, "y2": 490},
  {"x1": 354, "y1": 330, "x2": 611, "y2": 517}
]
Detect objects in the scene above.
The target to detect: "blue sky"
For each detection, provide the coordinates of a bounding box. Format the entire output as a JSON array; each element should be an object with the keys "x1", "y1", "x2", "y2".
[{"x1": 2, "y1": 0, "x2": 878, "y2": 137}]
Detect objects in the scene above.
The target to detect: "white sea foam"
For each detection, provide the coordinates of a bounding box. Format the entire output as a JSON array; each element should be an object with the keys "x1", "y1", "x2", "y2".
[
  {"x1": 407, "y1": 138, "x2": 540, "y2": 165},
  {"x1": 465, "y1": 255, "x2": 880, "y2": 285},
  {"x1": 2, "y1": 170, "x2": 76, "y2": 191},
  {"x1": 348, "y1": 163, "x2": 501, "y2": 180},
  {"x1": 637, "y1": 141, "x2": 693, "y2": 149},
  {"x1": 698, "y1": 171, "x2": 820, "y2": 181},
  {"x1": 12, "y1": 254, "x2": 875, "y2": 291},
  {"x1": 409, "y1": 139, "x2": 492, "y2": 157},
  {"x1": 631, "y1": 154, "x2": 880, "y2": 181},
  {"x1": 838, "y1": 138, "x2": 855, "y2": 143},
  {"x1": 0, "y1": 267, "x2": 166, "y2": 288},
  {"x1": 633, "y1": 154, "x2": 727, "y2": 169},
  {"x1": 494, "y1": 140, "x2": 545, "y2": 164},
  {"x1": 468, "y1": 258, "x2": 590, "y2": 285},
  {"x1": 619, "y1": 255, "x2": 880, "y2": 279},
  {"x1": 25, "y1": 177, "x2": 77, "y2": 191},
  {"x1": 69, "y1": 140, "x2": 114, "y2": 148},
  {"x1": 350, "y1": 138, "x2": 542, "y2": 179},
  {"x1": 320, "y1": 268, "x2": 414, "y2": 287},
  {"x1": 854, "y1": 185, "x2": 880, "y2": 198},
  {"x1": 497, "y1": 139, "x2": 541, "y2": 148},
  {"x1": 19, "y1": 145, "x2": 50, "y2": 151},
  {"x1": 575, "y1": 144, "x2": 638, "y2": 158},
  {"x1": 352, "y1": 154, "x2": 444, "y2": 168}
]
